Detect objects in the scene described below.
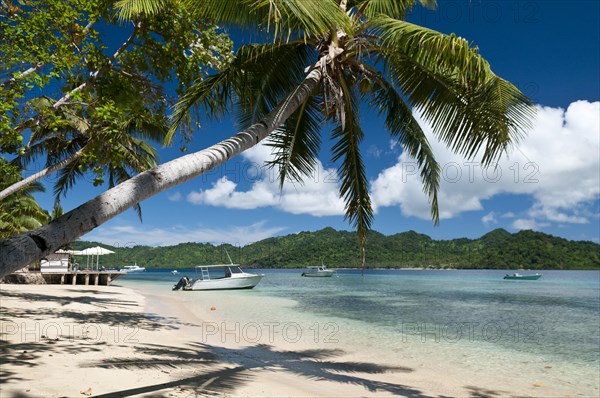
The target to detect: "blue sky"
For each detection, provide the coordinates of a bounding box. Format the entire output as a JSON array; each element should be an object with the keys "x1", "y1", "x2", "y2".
[{"x1": 31, "y1": 0, "x2": 600, "y2": 247}]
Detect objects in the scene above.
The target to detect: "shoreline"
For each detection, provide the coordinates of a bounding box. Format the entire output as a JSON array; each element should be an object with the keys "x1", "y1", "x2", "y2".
[
  {"x1": 154, "y1": 266, "x2": 600, "y2": 271},
  {"x1": 1, "y1": 282, "x2": 598, "y2": 397}
]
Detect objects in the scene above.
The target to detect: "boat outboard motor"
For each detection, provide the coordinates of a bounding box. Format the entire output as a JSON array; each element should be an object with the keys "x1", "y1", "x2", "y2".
[{"x1": 173, "y1": 276, "x2": 189, "y2": 291}]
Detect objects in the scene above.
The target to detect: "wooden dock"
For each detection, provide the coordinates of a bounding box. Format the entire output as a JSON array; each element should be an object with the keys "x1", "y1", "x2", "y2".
[{"x1": 41, "y1": 271, "x2": 126, "y2": 286}]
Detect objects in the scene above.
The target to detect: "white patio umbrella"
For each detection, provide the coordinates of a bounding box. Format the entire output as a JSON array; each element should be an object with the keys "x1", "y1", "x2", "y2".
[
  {"x1": 56, "y1": 249, "x2": 84, "y2": 255},
  {"x1": 79, "y1": 246, "x2": 115, "y2": 270}
]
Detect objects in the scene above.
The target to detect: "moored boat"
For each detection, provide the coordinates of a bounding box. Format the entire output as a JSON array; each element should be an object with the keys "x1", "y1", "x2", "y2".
[
  {"x1": 301, "y1": 265, "x2": 335, "y2": 277},
  {"x1": 173, "y1": 251, "x2": 263, "y2": 291},
  {"x1": 503, "y1": 273, "x2": 542, "y2": 280},
  {"x1": 174, "y1": 265, "x2": 264, "y2": 290},
  {"x1": 121, "y1": 264, "x2": 146, "y2": 273}
]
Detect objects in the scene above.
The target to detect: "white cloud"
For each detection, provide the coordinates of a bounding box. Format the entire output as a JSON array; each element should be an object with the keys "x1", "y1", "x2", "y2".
[
  {"x1": 367, "y1": 144, "x2": 383, "y2": 158},
  {"x1": 482, "y1": 211, "x2": 498, "y2": 226},
  {"x1": 188, "y1": 177, "x2": 278, "y2": 210},
  {"x1": 167, "y1": 191, "x2": 182, "y2": 202},
  {"x1": 187, "y1": 143, "x2": 346, "y2": 217},
  {"x1": 371, "y1": 101, "x2": 600, "y2": 230},
  {"x1": 179, "y1": 101, "x2": 599, "y2": 232},
  {"x1": 82, "y1": 221, "x2": 286, "y2": 246},
  {"x1": 511, "y1": 219, "x2": 550, "y2": 231}
]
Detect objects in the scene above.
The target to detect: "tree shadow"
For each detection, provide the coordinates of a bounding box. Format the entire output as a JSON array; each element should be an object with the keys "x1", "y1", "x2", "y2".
[
  {"x1": 0, "y1": 289, "x2": 138, "y2": 310},
  {"x1": 464, "y1": 385, "x2": 510, "y2": 398},
  {"x1": 0, "y1": 340, "x2": 46, "y2": 384},
  {"x1": 0, "y1": 305, "x2": 198, "y2": 331},
  {"x1": 92, "y1": 366, "x2": 248, "y2": 398},
  {"x1": 0, "y1": 335, "x2": 114, "y2": 385},
  {"x1": 2, "y1": 290, "x2": 519, "y2": 397},
  {"x1": 82, "y1": 341, "x2": 437, "y2": 397},
  {"x1": 0, "y1": 293, "x2": 200, "y2": 388}
]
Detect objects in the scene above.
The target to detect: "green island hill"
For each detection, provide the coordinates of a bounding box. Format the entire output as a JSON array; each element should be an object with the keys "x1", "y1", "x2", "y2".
[{"x1": 69, "y1": 228, "x2": 599, "y2": 270}]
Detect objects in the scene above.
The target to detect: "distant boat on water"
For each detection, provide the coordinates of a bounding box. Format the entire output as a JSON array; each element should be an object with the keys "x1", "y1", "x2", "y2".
[
  {"x1": 301, "y1": 263, "x2": 336, "y2": 277},
  {"x1": 503, "y1": 273, "x2": 542, "y2": 280},
  {"x1": 121, "y1": 263, "x2": 146, "y2": 273}
]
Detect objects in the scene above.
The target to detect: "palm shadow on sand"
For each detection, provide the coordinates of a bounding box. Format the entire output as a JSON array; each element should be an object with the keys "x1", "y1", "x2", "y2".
[
  {"x1": 82, "y1": 341, "x2": 442, "y2": 397},
  {"x1": 2, "y1": 290, "x2": 506, "y2": 397}
]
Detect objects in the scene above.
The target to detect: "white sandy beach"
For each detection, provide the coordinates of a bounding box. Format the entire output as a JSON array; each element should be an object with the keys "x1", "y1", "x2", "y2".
[{"x1": 1, "y1": 283, "x2": 597, "y2": 397}]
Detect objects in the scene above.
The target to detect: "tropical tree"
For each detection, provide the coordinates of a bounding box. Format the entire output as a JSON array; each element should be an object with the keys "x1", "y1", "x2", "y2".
[
  {"x1": 0, "y1": 160, "x2": 48, "y2": 239},
  {"x1": 169, "y1": 0, "x2": 534, "y2": 270},
  {"x1": 1, "y1": 97, "x2": 165, "y2": 219},
  {"x1": 0, "y1": 0, "x2": 534, "y2": 277},
  {"x1": 0, "y1": 0, "x2": 233, "y2": 200}
]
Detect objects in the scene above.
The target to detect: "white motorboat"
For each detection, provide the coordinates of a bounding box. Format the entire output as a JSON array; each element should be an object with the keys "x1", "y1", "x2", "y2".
[
  {"x1": 173, "y1": 251, "x2": 263, "y2": 291},
  {"x1": 121, "y1": 264, "x2": 146, "y2": 273},
  {"x1": 301, "y1": 265, "x2": 335, "y2": 277},
  {"x1": 173, "y1": 264, "x2": 264, "y2": 291}
]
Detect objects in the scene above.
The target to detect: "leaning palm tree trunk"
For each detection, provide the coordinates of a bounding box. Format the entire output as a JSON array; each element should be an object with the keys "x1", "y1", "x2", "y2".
[
  {"x1": 0, "y1": 63, "x2": 323, "y2": 278},
  {"x1": 0, "y1": 148, "x2": 85, "y2": 201}
]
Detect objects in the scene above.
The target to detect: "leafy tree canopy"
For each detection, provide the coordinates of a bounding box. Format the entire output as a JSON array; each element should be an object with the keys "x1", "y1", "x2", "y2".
[{"x1": 0, "y1": 0, "x2": 233, "y2": 186}]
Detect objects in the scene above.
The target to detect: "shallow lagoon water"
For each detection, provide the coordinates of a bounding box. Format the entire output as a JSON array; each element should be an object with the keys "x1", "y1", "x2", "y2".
[{"x1": 118, "y1": 268, "x2": 600, "y2": 394}]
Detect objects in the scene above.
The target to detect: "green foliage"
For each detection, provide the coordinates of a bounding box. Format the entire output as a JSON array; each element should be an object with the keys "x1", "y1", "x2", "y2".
[
  {"x1": 72, "y1": 227, "x2": 600, "y2": 270},
  {"x1": 0, "y1": 159, "x2": 48, "y2": 238},
  {"x1": 1, "y1": 0, "x2": 233, "y2": 198}
]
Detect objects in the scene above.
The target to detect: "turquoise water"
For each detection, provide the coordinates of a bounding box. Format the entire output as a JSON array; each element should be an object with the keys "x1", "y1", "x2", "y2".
[{"x1": 119, "y1": 269, "x2": 600, "y2": 369}]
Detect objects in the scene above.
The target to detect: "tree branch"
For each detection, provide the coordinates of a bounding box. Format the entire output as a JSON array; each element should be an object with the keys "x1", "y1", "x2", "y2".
[
  {"x1": 0, "y1": 147, "x2": 86, "y2": 201},
  {"x1": 14, "y1": 20, "x2": 142, "y2": 134}
]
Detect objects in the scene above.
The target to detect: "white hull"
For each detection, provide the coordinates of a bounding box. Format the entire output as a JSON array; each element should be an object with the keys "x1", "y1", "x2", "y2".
[
  {"x1": 122, "y1": 265, "x2": 145, "y2": 273},
  {"x1": 184, "y1": 273, "x2": 263, "y2": 291},
  {"x1": 302, "y1": 270, "x2": 335, "y2": 277}
]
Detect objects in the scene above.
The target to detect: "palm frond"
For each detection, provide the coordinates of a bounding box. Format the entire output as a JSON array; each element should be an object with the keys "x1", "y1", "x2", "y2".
[
  {"x1": 118, "y1": 137, "x2": 159, "y2": 172},
  {"x1": 363, "y1": 66, "x2": 440, "y2": 222},
  {"x1": 350, "y1": 0, "x2": 436, "y2": 19},
  {"x1": 184, "y1": 0, "x2": 351, "y2": 39},
  {"x1": 330, "y1": 73, "x2": 373, "y2": 242},
  {"x1": 266, "y1": 93, "x2": 323, "y2": 187},
  {"x1": 17, "y1": 181, "x2": 46, "y2": 197},
  {"x1": 384, "y1": 43, "x2": 534, "y2": 166},
  {"x1": 115, "y1": 0, "x2": 171, "y2": 20},
  {"x1": 124, "y1": 109, "x2": 168, "y2": 143},
  {"x1": 53, "y1": 161, "x2": 86, "y2": 200},
  {"x1": 373, "y1": 16, "x2": 491, "y2": 85},
  {"x1": 0, "y1": 173, "x2": 47, "y2": 239},
  {"x1": 44, "y1": 138, "x2": 86, "y2": 168},
  {"x1": 167, "y1": 67, "x2": 239, "y2": 145},
  {"x1": 235, "y1": 42, "x2": 316, "y2": 129},
  {"x1": 169, "y1": 42, "x2": 315, "y2": 143}
]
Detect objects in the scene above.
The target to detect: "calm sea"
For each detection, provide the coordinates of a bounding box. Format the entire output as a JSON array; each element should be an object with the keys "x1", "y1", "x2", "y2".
[
  {"x1": 118, "y1": 268, "x2": 599, "y2": 392},
  {"x1": 119, "y1": 269, "x2": 599, "y2": 364}
]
